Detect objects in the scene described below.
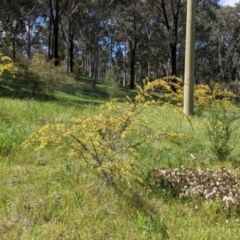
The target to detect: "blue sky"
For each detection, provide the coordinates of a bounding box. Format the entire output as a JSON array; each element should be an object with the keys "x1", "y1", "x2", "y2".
[{"x1": 219, "y1": 0, "x2": 239, "y2": 6}]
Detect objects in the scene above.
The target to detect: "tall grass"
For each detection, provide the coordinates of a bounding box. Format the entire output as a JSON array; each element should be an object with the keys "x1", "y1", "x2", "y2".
[
  {"x1": 0, "y1": 93, "x2": 240, "y2": 239},
  {"x1": 0, "y1": 98, "x2": 99, "y2": 157}
]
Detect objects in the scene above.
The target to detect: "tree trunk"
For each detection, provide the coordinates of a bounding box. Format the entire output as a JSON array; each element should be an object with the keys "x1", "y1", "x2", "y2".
[
  {"x1": 70, "y1": 38, "x2": 74, "y2": 72},
  {"x1": 130, "y1": 50, "x2": 136, "y2": 89},
  {"x1": 129, "y1": 39, "x2": 137, "y2": 90},
  {"x1": 53, "y1": 0, "x2": 59, "y2": 65},
  {"x1": 48, "y1": 15, "x2": 53, "y2": 59},
  {"x1": 66, "y1": 1, "x2": 71, "y2": 73},
  {"x1": 92, "y1": 43, "x2": 99, "y2": 89},
  {"x1": 11, "y1": 39, "x2": 16, "y2": 62},
  {"x1": 49, "y1": 0, "x2": 59, "y2": 65},
  {"x1": 27, "y1": 20, "x2": 31, "y2": 58},
  {"x1": 123, "y1": 40, "x2": 127, "y2": 87},
  {"x1": 170, "y1": 43, "x2": 177, "y2": 76}
]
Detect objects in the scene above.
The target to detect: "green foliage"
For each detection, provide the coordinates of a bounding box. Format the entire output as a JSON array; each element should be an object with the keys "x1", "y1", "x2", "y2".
[
  {"x1": 1, "y1": 84, "x2": 240, "y2": 239},
  {"x1": 131, "y1": 211, "x2": 169, "y2": 239},
  {"x1": 206, "y1": 104, "x2": 239, "y2": 161},
  {"x1": 19, "y1": 53, "x2": 71, "y2": 97},
  {"x1": 106, "y1": 80, "x2": 121, "y2": 99},
  {"x1": 22, "y1": 80, "x2": 189, "y2": 197},
  {"x1": 0, "y1": 97, "x2": 88, "y2": 156},
  {"x1": 104, "y1": 69, "x2": 122, "y2": 99}
]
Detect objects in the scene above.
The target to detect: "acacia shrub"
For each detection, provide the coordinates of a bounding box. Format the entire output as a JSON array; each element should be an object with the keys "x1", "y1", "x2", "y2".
[
  {"x1": 21, "y1": 80, "x2": 189, "y2": 196},
  {"x1": 0, "y1": 53, "x2": 14, "y2": 77},
  {"x1": 147, "y1": 77, "x2": 236, "y2": 112}
]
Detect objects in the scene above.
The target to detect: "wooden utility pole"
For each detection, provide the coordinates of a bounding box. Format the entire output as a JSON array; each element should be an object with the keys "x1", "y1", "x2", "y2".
[{"x1": 183, "y1": 0, "x2": 196, "y2": 116}]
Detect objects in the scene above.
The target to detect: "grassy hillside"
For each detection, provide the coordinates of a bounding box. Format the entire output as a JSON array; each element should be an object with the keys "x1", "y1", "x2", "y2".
[{"x1": 0, "y1": 74, "x2": 240, "y2": 239}]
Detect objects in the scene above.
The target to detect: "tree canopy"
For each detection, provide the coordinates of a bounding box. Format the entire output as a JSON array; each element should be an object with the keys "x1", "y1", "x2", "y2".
[{"x1": 0, "y1": 0, "x2": 239, "y2": 89}]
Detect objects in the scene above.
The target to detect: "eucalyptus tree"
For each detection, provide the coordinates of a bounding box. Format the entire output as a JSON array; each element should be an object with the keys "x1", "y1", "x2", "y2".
[
  {"x1": 194, "y1": 1, "x2": 240, "y2": 83},
  {"x1": 77, "y1": 0, "x2": 116, "y2": 88},
  {"x1": 214, "y1": 5, "x2": 240, "y2": 82},
  {"x1": 40, "y1": 0, "x2": 77, "y2": 66},
  {"x1": 151, "y1": 0, "x2": 186, "y2": 77},
  {"x1": 48, "y1": 0, "x2": 60, "y2": 65},
  {"x1": 194, "y1": 0, "x2": 220, "y2": 83},
  {"x1": 21, "y1": 4, "x2": 47, "y2": 58},
  {"x1": 0, "y1": 0, "x2": 38, "y2": 60},
  {"x1": 60, "y1": 0, "x2": 82, "y2": 73},
  {"x1": 1, "y1": 21, "x2": 25, "y2": 61},
  {"x1": 0, "y1": 0, "x2": 33, "y2": 32},
  {"x1": 113, "y1": 0, "x2": 154, "y2": 89},
  {"x1": 135, "y1": 19, "x2": 168, "y2": 81}
]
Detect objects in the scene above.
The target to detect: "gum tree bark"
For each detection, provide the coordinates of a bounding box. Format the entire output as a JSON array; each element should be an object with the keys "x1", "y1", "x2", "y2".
[{"x1": 49, "y1": 0, "x2": 59, "y2": 65}]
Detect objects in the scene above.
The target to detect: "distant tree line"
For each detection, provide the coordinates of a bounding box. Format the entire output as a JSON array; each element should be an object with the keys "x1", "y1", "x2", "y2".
[{"x1": 1, "y1": 0, "x2": 240, "y2": 89}]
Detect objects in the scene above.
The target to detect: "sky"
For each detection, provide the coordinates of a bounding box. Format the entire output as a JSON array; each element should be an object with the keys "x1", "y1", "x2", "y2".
[{"x1": 219, "y1": 0, "x2": 239, "y2": 6}]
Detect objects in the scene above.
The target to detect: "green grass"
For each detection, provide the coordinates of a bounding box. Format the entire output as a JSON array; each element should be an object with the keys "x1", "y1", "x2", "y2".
[
  {"x1": 0, "y1": 69, "x2": 136, "y2": 103},
  {"x1": 0, "y1": 73, "x2": 240, "y2": 239}
]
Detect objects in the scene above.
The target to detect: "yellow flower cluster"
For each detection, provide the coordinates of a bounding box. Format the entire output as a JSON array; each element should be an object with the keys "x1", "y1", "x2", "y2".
[
  {"x1": 21, "y1": 78, "x2": 192, "y2": 196},
  {"x1": 141, "y1": 76, "x2": 236, "y2": 111},
  {"x1": 194, "y1": 83, "x2": 236, "y2": 110},
  {"x1": 0, "y1": 53, "x2": 15, "y2": 77}
]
